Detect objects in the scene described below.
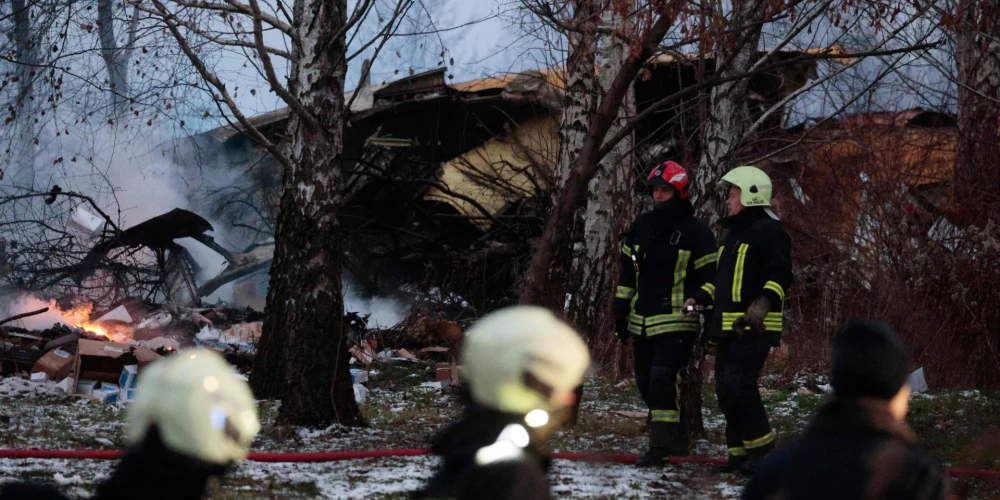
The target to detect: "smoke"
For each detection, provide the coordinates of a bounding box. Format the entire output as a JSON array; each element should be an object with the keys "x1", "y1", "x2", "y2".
[
  {"x1": 0, "y1": 294, "x2": 88, "y2": 331},
  {"x1": 343, "y1": 278, "x2": 411, "y2": 329}
]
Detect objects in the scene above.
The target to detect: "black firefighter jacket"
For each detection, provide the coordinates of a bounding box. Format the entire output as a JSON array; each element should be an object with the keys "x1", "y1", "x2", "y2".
[
  {"x1": 616, "y1": 199, "x2": 717, "y2": 336},
  {"x1": 418, "y1": 406, "x2": 552, "y2": 500},
  {"x1": 742, "y1": 397, "x2": 953, "y2": 500},
  {"x1": 694, "y1": 207, "x2": 792, "y2": 345}
]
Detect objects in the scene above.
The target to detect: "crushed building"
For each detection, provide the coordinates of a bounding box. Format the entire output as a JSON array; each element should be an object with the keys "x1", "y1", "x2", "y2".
[{"x1": 159, "y1": 52, "x2": 823, "y2": 311}]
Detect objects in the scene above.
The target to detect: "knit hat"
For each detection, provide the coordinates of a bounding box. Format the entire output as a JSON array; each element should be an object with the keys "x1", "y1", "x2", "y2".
[{"x1": 831, "y1": 319, "x2": 912, "y2": 400}]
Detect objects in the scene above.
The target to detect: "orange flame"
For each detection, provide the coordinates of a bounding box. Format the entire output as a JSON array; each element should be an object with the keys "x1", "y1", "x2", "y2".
[{"x1": 60, "y1": 303, "x2": 109, "y2": 339}]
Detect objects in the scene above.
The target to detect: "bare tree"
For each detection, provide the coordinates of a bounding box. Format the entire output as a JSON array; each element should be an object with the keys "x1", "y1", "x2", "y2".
[
  {"x1": 9, "y1": 0, "x2": 39, "y2": 178},
  {"x1": 953, "y1": 0, "x2": 1000, "y2": 222},
  {"x1": 139, "y1": 0, "x2": 425, "y2": 425},
  {"x1": 97, "y1": 0, "x2": 139, "y2": 115}
]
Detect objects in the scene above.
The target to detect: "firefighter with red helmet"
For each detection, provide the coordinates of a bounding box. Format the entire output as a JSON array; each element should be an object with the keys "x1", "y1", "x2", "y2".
[{"x1": 614, "y1": 161, "x2": 717, "y2": 466}]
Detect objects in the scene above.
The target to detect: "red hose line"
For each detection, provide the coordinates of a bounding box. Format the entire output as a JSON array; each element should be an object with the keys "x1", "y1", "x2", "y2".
[
  {"x1": 248, "y1": 449, "x2": 429, "y2": 462},
  {"x1": 1, "y1": 448, "x2": 998, "y2": 478}
]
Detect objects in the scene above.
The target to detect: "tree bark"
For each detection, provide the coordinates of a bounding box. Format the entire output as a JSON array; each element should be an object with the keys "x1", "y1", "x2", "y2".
[
  {"x1": 691, "y1": 0, "x2": 766, "y2": 224},
  {"x1": 534, "y1": 0, "x2": 599, "y2": 316},
  {"x1": 520, "y1": 9, "x2": 675, "y2": 308},
  {"x1": 11, "y1": 0, "x2": 36, "y2": 181},
  {"x1": 249, "y1": 0, "x2": 362, "y2": 426},
  {"x1": 954, "y1": 0, "x2": 1000, "y2": 223},
  {"x1": 567, "y1": 9, "x2": 635, "y2": 348},
  {"x1": 685, "y1": 0, "x2": 767, "y2": 437},
  {"x1": 97, "y1": 0, "x2": 131, "y2": 115}
]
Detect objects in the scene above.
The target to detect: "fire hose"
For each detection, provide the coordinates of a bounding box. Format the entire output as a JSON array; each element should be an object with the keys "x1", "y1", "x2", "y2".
[{"x1": 1, "y1": 448, "x2": 998, "y2": 478}]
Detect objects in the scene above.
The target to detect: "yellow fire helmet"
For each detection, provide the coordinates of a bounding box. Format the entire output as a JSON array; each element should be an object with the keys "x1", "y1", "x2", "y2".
[
  {"x1": 721, "y1": 165, "x2": 773, "y2": 207},
  {"x1": 461, "y1": 306, "x2": 590, "y2": 416},
  {"x1": 127, "y1": 349, "x2": 260, "y2": 465}
]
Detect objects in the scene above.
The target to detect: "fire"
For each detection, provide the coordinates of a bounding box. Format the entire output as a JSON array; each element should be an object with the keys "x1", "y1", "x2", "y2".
[
  {"x1": 77, "y1": 322, "x2": 109, "y2": 338},
  {"x1": 61, "y1": 303, "x2": 110, "y2": 339}
]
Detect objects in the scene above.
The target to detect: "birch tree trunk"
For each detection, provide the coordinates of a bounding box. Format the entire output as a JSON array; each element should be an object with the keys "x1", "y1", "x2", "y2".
[
  {"x1": 249, "y1": 0, "x2": 362, "y2": 426},
  {"x1": 566, "y1": 10, "x2": 635, "y2": 349},
  {"x1": 954, "y1": 0, "x2": 1000, "y2": 223},
  {"x1": 684, "y1": 0, "x2": 767, "y2": 437},
  {"x1": 11, "y1": 0, "x2": 36, "y2": 182},
  {"x1": 97, "y1": 0, "x2": 135, "y2": 115},
  {"x1": 691, "y1": 1, "x2": 766, "y2": 224},
  {"x1": 526, "y1": 0, "x2": 599, "y2": 314}
]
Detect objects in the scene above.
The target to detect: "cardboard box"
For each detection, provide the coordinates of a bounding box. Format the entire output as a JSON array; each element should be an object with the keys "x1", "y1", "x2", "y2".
[
  {"x1": 74, "y1": 339, "x2": 161, "y2": 388},
  {"x1": 32, "y1": 348, "x2": 75, "y2": 381},
  {"x1": 43, "y1": 334, "x2": 79, "y2": 352},
  {"x1": 55, "y1": 377, "x2": 74, "y2": 394},
  {"x1": 77, "y1": 379, "x2": 99, "y2": 396},
  {"x1": 118, "y1": 365, "x2": 138, "y2": 390},
  {"x1": 122, "y1": 388, "x2": 137, "y2": 403},
  {"x1": 350, "y1": 369, "x2": 368, "y2": 384},
  {"x1": 93, "y1": 384, "x2": 120, "y2": 404}
]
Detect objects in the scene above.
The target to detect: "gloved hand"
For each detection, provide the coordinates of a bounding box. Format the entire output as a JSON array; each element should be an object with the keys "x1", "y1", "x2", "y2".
[
  {"x1": 614, "y1": 314, "x2": 631, "y2": 343},
  {"x1": 682, "y1": 298, "x2": 700, "y2": 318},
  {"x1": 731, "y1": 296, "x2": 772, "y2": 338}
]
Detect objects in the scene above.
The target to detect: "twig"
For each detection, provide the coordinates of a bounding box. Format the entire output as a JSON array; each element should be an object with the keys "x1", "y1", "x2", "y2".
[{"x1": 0, "y1": 307, "x2": 50, "y2": 325}]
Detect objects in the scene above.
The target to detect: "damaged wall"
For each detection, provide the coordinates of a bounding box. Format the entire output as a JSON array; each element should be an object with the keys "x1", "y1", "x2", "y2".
[{"x1": 150, "y1": 53, "x2": 821, "y2": 314}]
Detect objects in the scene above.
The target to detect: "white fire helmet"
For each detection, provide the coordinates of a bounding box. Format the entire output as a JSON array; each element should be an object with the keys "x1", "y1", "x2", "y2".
[
  {"x1": 127, "y1": 349, "x2": 260, "y2": 465},
  {"x1": 461, "y1": 306, "x2": 590, "y2": 415}
]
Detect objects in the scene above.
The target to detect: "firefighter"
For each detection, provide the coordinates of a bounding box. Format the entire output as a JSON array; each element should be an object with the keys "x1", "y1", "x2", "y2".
[
  {"x1": 687, "y1": 165, "x2": 793, "y2": 474},
  {"x1": 0, "y1": 349, "x2": 260, "y2": 500},
  {"x1": 419, "y1": 306, "x2": 590, "y2": 500},
  {"x1": 743, "y1": 320, "x2": 953, "y2": 500},
  {"x1": 614, "y1": 161, "x2": 718, "y2": 467}
]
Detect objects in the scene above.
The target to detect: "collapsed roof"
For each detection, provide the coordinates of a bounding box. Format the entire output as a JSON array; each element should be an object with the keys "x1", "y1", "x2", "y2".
[{"x1": 166, "y1": 51, "x2": 824, "y2": 307}]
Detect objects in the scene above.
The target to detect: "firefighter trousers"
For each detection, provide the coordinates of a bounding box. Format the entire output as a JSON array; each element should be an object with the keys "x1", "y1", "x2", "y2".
[
  {"x1": 715, "y1": 336, "x2": 775, "y2": 457},
  {"x1": 633, "y1": 330, "x2": 696, "y2": 424}
]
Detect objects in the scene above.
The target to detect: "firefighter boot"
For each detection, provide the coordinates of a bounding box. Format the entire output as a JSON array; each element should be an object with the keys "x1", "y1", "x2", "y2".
[
  {"x1": 668, "y1": 422, "x2": 690, "y2": 457},
  {"x1": 636, "y1": 422, "x2": 678, "y2": 467},
  {"x1": 711, "y1": 453, "x2": 748, "y2": 474},
  {"x1": 738, "y1": 442, "x2": 775, "y2": 476}
]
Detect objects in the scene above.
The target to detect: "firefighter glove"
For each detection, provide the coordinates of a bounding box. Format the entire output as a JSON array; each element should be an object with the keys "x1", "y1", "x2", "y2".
[{"x1": 731, "y1": 295, "x2": 772, "y2": 337}]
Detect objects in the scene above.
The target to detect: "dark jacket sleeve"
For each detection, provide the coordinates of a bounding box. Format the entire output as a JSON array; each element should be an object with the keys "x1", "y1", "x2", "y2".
[
  {"x1": 457, "y1": 460, "x2": 552, "y2": 500},
  {"x1": 757, "y1": 221, "x2": 793, "y2": 307},
  {"x1": 615, "y1": 222, "x2": 638, "y2": 317},
  {"x1": 689, "y1": 223, "x2": 718, "y2": 306}
]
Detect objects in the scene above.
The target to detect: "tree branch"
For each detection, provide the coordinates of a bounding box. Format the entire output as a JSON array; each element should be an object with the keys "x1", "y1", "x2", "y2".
[{"x1": 149, "y1": 0, "x2": 292, "y2": 173}]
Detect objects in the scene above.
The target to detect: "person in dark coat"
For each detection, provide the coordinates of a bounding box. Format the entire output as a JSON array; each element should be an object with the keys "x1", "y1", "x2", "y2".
[
  {"x1": 418, "y1": 306, "x2": 590, "y2": 500},
  {"x1": 742, "y1": 319, "x2": 953, "y2": 500},
  {"x1": 615, "y1": 161, "x2": 717, "y2": 466},
  {"x1": 689, "y1": 165, "x2": 793, "y2": 473},
  {"x1": 0, "y1": 350, "x2": 259, "y2": 500}
]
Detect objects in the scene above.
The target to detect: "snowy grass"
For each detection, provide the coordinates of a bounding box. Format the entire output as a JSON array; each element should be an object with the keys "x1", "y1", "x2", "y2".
[{"x1": 2, "y1": 363, "x2": 999, "y2": 498}]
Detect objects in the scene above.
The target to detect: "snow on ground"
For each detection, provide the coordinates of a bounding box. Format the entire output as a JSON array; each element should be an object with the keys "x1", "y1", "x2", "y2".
[{"x1": 2, "y1": 364, "x2": 998, "y2": 498}]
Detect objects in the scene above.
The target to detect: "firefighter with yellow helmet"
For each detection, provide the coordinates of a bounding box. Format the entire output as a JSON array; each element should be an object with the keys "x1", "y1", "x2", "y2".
[
  {"x1": 688, "y1": 166, "x2": 793, "y2": 475},
  {"x1": 0, "y1": 349, "x2": 260, "y2": 500},
  {"x1": 419, "y1": 306, "x2": 590, "y2": 500}
]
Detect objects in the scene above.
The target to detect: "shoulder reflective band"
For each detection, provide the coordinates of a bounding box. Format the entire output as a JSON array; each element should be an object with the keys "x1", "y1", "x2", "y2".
[
  {"x1": 671, "y1": 250, "x2": 692, "y2": 310},
  {"x1": 616, "y1": 286, "x2": 637, "y2": 299},
  {"x1": 621, "y1": 243, "x2": 633, "y2": 257},
  {"x1": 763, "y1": 281, "x2": 785, "y2": 302},
  {"x1": 693, "y1": 252, "x2": 717, "y2": 269},
  {"x1": 732, "y1": 244, "x2": 749, "y2": 303},
  {"x1": 700, "y1": 283, "x2": 715, "y2": 301}
]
